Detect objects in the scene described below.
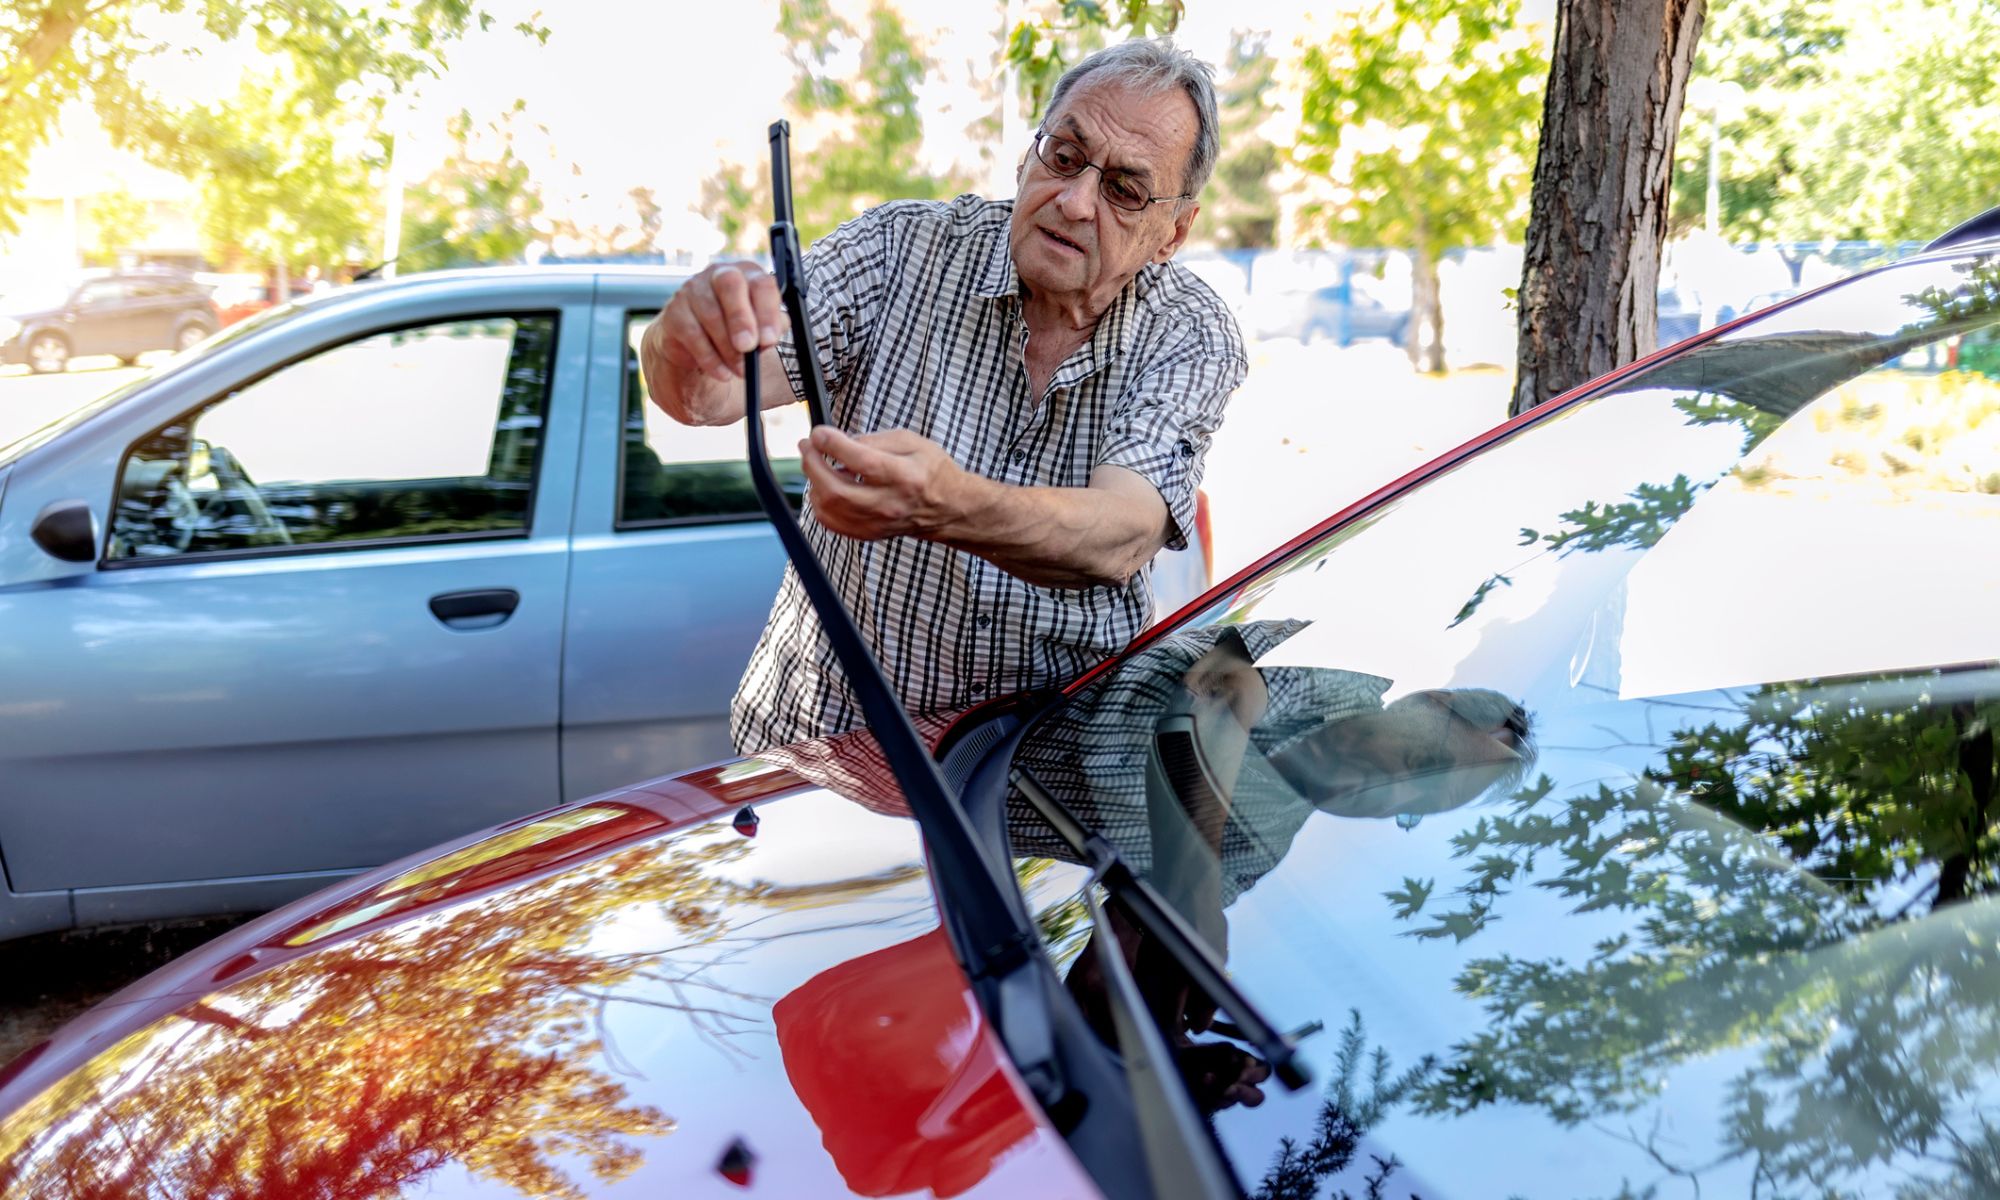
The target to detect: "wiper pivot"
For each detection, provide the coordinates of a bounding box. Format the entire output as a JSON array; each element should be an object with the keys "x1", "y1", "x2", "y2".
[{"x1": 1011, "y1": 765, "x2": 1313, "y2": 1092}]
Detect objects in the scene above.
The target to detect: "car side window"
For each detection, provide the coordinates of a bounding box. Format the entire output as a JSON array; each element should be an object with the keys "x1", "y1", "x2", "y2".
[
  {"x1": 76, "y1": 281, "x2": 124, "y2": 307},
  {"x1": 617, "y1": 311, "x2": 807, "y2": 526},
  {"x1": 108, "y1": 314, "x2": 557, "y2": 562}
]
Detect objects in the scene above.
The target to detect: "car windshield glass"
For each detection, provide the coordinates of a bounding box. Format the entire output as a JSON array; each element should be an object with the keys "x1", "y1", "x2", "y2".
[
  {"x1": 1008, "y1": 251, "x2": 2000, "y2": 1196},
  {"x1": 0, "y1": 298, "x2": 303, "y2": 469}
]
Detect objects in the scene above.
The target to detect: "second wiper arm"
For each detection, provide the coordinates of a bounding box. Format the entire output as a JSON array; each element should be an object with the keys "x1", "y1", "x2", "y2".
[{"x1": 1011, "y1": 765, "x2": 1313, "y2": 1091}]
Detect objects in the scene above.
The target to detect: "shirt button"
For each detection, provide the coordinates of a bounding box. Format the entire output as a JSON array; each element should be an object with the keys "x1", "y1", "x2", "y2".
[
  {"x1": 976, "y1": 614, "x2": 992, "y2": 630},
  {"x1": 968, "y1": 683, "x2": 987, "y2": 698},
  {"x1": 1010, "y1": 449, "x2": 1026, "y2": 464}
]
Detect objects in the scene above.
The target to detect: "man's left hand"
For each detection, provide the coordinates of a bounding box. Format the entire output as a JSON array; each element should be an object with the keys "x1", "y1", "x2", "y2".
[{"x1": 798, "y1": 425, "x2": 966, "y2": 541}]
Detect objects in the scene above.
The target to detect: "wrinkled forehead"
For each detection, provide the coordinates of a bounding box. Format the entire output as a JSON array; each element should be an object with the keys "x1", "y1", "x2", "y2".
[{"x1": 1044, "y1": 77, "x2": 1197, "y2": 181}]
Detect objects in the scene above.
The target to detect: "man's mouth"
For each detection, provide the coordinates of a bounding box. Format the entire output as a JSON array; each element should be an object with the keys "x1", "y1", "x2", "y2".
[{"x1": 1039, "y1": 227, "x2": 1087, "y2": 256}]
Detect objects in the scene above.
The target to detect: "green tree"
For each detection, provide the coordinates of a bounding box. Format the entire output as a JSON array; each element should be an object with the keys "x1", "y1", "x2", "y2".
[
  {"x1": 191, "y1": 74, "x2": 378, "y2": 285},
  {"x1": 1671, "y1": 0, "x2": 2000, "y2": 243},
  {"x1": 82, "y1": 186, "x2": 154, "y2": 264},
  {"x1": 701, "y1": 1, "x2": 968, "y2": 252},
  {"x1": 1195, "y1": 30, "x2": 1280, "y2": 250},
  {"x1": 0, "y1": 1, "x2": 529, "y2": 236},
  {"x1": 1002, "y1": 0, "x2": 1186, "y2": 123},
  {"x1": 396, "y1": 107, "x2": 543, "y2": 273},
  {"x1": 1292, "y1": 0, "x2": 1548, "y2": 373}
]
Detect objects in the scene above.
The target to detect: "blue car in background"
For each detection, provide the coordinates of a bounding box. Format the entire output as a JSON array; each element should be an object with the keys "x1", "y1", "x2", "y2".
[{"x1": 0, "y1": 268, "x2": 1208, "y2": 941}]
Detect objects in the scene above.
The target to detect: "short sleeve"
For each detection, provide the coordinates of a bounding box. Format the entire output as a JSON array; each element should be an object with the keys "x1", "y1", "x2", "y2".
[
  {"x1": 1095, "y1": 308, "x2": 1246, "y2": 551},
  {"x1": 776, "y1": 210, "x2": 893, "y2": 428}
]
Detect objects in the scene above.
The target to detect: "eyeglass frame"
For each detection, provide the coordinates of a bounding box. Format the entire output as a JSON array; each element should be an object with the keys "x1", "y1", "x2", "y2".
[{"x1": 1029, "y1": 129, "x2": 1194, "y2": 214}]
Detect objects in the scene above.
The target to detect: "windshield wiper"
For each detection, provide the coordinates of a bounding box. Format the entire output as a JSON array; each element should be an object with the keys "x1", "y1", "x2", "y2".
[
  {"x1": 744, "y1": 119, "x2": 1062, "y2": 1100},
  {"x1": 1011, "y1": 764, "x2": 1313, "y2": 1092}
]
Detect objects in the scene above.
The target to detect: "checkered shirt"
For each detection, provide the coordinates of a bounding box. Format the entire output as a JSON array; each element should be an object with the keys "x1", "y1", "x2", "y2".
[
  {"x1": 731, "y1": 195, "x2": 1247, "y2": 753},
  {"x1": 1008, "y1": 620, "x2": 1392, "y2": 907}
]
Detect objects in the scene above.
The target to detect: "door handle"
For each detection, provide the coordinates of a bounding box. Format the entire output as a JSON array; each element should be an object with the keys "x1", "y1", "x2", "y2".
[{"x1": 429, "y1": 588, "x2": 520, "y2": 630}]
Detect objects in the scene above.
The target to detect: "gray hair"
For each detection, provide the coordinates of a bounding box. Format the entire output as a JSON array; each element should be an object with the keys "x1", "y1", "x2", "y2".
[{"x1": 1043, "y1": 38, "x2": 1220, "y2": 201}]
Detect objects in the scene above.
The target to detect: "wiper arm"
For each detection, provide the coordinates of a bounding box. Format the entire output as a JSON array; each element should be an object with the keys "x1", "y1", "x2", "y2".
[
  {"x1": 1011, "y1": 764, "x2": 1314, "y2": 1092},
  {"x1": 743, "y1": 121, "x2": 1056, "y2": 1090}
]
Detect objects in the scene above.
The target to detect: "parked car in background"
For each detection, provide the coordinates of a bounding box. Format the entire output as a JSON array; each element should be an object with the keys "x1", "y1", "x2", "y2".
[
  {"x1": 4, "y1": 225, "x2": 1998, "y2": 1197},
  {"x1": 203, "y1": 274, "x2": 277, "y2": 327},
  {"x1": 0, "y1": 267, "x2": 1210, "y2": 942},
  {"x1": 0, "y1": 271, "x2": 218, "y2": 373}
]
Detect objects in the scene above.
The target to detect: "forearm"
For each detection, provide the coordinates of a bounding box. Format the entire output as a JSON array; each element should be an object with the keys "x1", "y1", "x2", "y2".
[{"x1": 939, "y1": 472, "x2": 1169, "y2": 590}]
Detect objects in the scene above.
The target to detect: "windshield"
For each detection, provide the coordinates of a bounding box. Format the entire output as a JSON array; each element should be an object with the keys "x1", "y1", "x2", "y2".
[
  {"x1": 1009, "y1": 251, "x2": 2000, "y2": 1196},
  {"x1": 0, "y1": 299, "x2": 305, "y2": 469}
]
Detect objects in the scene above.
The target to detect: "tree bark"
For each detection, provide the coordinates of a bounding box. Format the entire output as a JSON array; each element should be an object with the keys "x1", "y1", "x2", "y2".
[{"x1": 1510, "y1": 0, "x2": 1706, "y2": 417}]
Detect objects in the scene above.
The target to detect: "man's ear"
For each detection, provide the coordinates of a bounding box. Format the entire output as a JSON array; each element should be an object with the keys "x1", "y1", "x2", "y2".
[{"x1": 1153, "y1": 200, "x2": 1200, "y2": 264}]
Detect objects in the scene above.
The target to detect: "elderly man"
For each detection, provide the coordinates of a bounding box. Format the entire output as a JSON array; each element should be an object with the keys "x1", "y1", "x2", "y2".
[{"x1": 643, "y1": 39, "x2": 1245, "y2": 753}]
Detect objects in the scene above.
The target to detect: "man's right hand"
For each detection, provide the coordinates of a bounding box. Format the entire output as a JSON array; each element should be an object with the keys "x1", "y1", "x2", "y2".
[{"x1": 641, "y1": 260, "x2": 790, "y2": 426}]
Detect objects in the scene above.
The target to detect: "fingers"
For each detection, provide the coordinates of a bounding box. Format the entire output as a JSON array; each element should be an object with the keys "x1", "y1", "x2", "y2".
[
  {"x1": 711, "y1": 265, "x2": 782, "y2": 356},
  {"x1": 661, "y1": 262, "x2": 781, "y2": 385},
  {"x1": 807, "y1": 425, "x2": 904, "y2": 480}
]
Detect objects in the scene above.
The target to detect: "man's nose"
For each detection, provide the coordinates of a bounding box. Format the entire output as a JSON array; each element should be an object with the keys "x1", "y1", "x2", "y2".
[{"x1": 1056, "y1": 172, "x2": 1098, "y2": 222}]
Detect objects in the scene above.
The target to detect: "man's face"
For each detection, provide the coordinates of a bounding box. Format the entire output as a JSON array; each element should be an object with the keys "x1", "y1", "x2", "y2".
[
  {"x1": 1009, "y1": 77, "x2": 1201, "y2": 310},
  {"x1": 1272, "y1": 690, "x2": 1532, "y2": 821}
]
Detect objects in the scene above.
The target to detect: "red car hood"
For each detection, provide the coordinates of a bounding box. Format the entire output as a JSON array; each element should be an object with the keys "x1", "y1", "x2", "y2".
[{"x1": 0, "y1": 755, "x2": 1098, "y2": 1199}]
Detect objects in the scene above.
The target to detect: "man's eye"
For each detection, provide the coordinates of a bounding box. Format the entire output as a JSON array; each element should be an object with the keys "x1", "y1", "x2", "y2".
[
  {"x1": 1106, "y1": 176, "x2": 1147, "y2": 206},
  {"x1": 1050, "y1": 144, "x2": 1085, "y2": 170}
]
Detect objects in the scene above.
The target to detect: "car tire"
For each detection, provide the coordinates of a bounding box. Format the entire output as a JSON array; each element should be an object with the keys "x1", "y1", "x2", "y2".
[
  {"x1": 26, "y1": 332, "x2": 69, "y2": 374},
  {"x1": 173, "y1": 322, "x2": 213, "y2": 352}
]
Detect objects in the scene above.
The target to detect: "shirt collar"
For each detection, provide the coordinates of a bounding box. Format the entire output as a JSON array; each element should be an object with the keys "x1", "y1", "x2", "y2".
[{"x1": 975, "y1": 211, "x2": 1020, "y2": 300}]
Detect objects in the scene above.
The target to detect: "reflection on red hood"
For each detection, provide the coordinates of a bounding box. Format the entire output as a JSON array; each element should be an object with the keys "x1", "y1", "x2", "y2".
[{"x1": 776, "y1": 930, "x2": 1037, "y2": 1198}]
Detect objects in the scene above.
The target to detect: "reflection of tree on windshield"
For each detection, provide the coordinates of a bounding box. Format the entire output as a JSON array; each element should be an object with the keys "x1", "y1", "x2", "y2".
[
  {"x1": 1384, "y1": 671, "x2": 2000, "y2": 1195},
  {"x1": 1454, "y1": 256, "x2": 2000, "y2": 630}
]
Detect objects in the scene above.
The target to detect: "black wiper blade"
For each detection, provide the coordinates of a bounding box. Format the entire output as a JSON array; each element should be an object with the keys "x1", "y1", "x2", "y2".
[
  {"x1": 766, "y1": 121, "x2": 830, "y2": 430},
  {"x1": 745, "y1": 118, "x2": 1035, "y2": 986},
  {"x1": 1011, "y1": 764, "x2": 1314, "y2": 1092},
  {"x1": 1081, "y1": 882, "x2": 1246, "y2": 1200}
]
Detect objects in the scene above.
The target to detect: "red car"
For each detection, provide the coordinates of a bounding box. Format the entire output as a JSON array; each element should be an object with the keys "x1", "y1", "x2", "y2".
[{"x1": 5, "y1": 214, "x2": 2000, "y2": 1198}]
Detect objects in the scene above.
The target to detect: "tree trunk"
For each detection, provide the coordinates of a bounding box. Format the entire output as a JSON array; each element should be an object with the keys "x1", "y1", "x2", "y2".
[
  {"x1": 1509, "y1": 0, "x2": 1707, "y2": 417},
  {"x1": 1407, "y1": 243, "x2": 1446, "y2": 374}
]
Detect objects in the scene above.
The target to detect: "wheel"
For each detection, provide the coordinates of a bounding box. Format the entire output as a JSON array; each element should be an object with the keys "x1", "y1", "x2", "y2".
[
  {"x1": 26, "y1": 332, "x2": 69, "y2": 374},
  {"x1": 174, "y1": 322, "x2": 213, "y2": 352}
]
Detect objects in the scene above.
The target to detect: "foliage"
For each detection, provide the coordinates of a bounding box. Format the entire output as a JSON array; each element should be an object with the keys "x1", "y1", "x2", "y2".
[
  {"x1": 82, "y1": 186, "x2": 154, "y2": 263},
  {"x1": 396, "y1": 105, "x2": 542, "y2": 273},
  {"x1": 1291, "y1": 0, "x2": 1547, "y2": 369},
  {"x1": 1381, "y1": 668, "x2": 2000, "y2": 1193},
  {"x1": 1291, "y1": 0, "x2": 1545, "y2": 257},
  {"x1": 1252, "y1": 1010, "x2": 1432, "y2": 1200},
  {"x1": 189, "y1": 73, "x2": 379, "y2": 274},
  {"x1": 1672, "y1": 0, "x2": 2000, "y2": 241},
  {"x1": 1195, "y1": 30, "x2": 1280, "y2": 250},
  {"x1": 701, "y1": 2, "x2": 968, "y2": 252},
  {"x1": 1002, "y1": 0, "x2": 1186, "y2": 124},
  {"x1": 0, "y1": 0, "x2": 531, "y2": 237}
]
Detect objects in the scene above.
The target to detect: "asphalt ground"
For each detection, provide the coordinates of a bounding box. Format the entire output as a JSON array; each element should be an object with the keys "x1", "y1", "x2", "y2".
[
  {"x1": 0, "y1": 916, "x2": 256, "y2": 1068},
  {"x1": 0, "y1": 339, "x2": 1510, "y2": 1078}
]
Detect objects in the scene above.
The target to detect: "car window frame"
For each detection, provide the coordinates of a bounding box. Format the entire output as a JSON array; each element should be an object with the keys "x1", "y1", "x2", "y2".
[
  {"x1": 98, "y1": 309, "x2": 564, "y2": 571},
  {"x1": 611, "y1": 307, "x2": 806, "y2": 530}
]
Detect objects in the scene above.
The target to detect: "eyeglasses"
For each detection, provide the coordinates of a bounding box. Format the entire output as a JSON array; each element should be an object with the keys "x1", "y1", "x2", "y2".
[{"x1": 1031, "y1": 130, "x2": 1192, "y2": 213}]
